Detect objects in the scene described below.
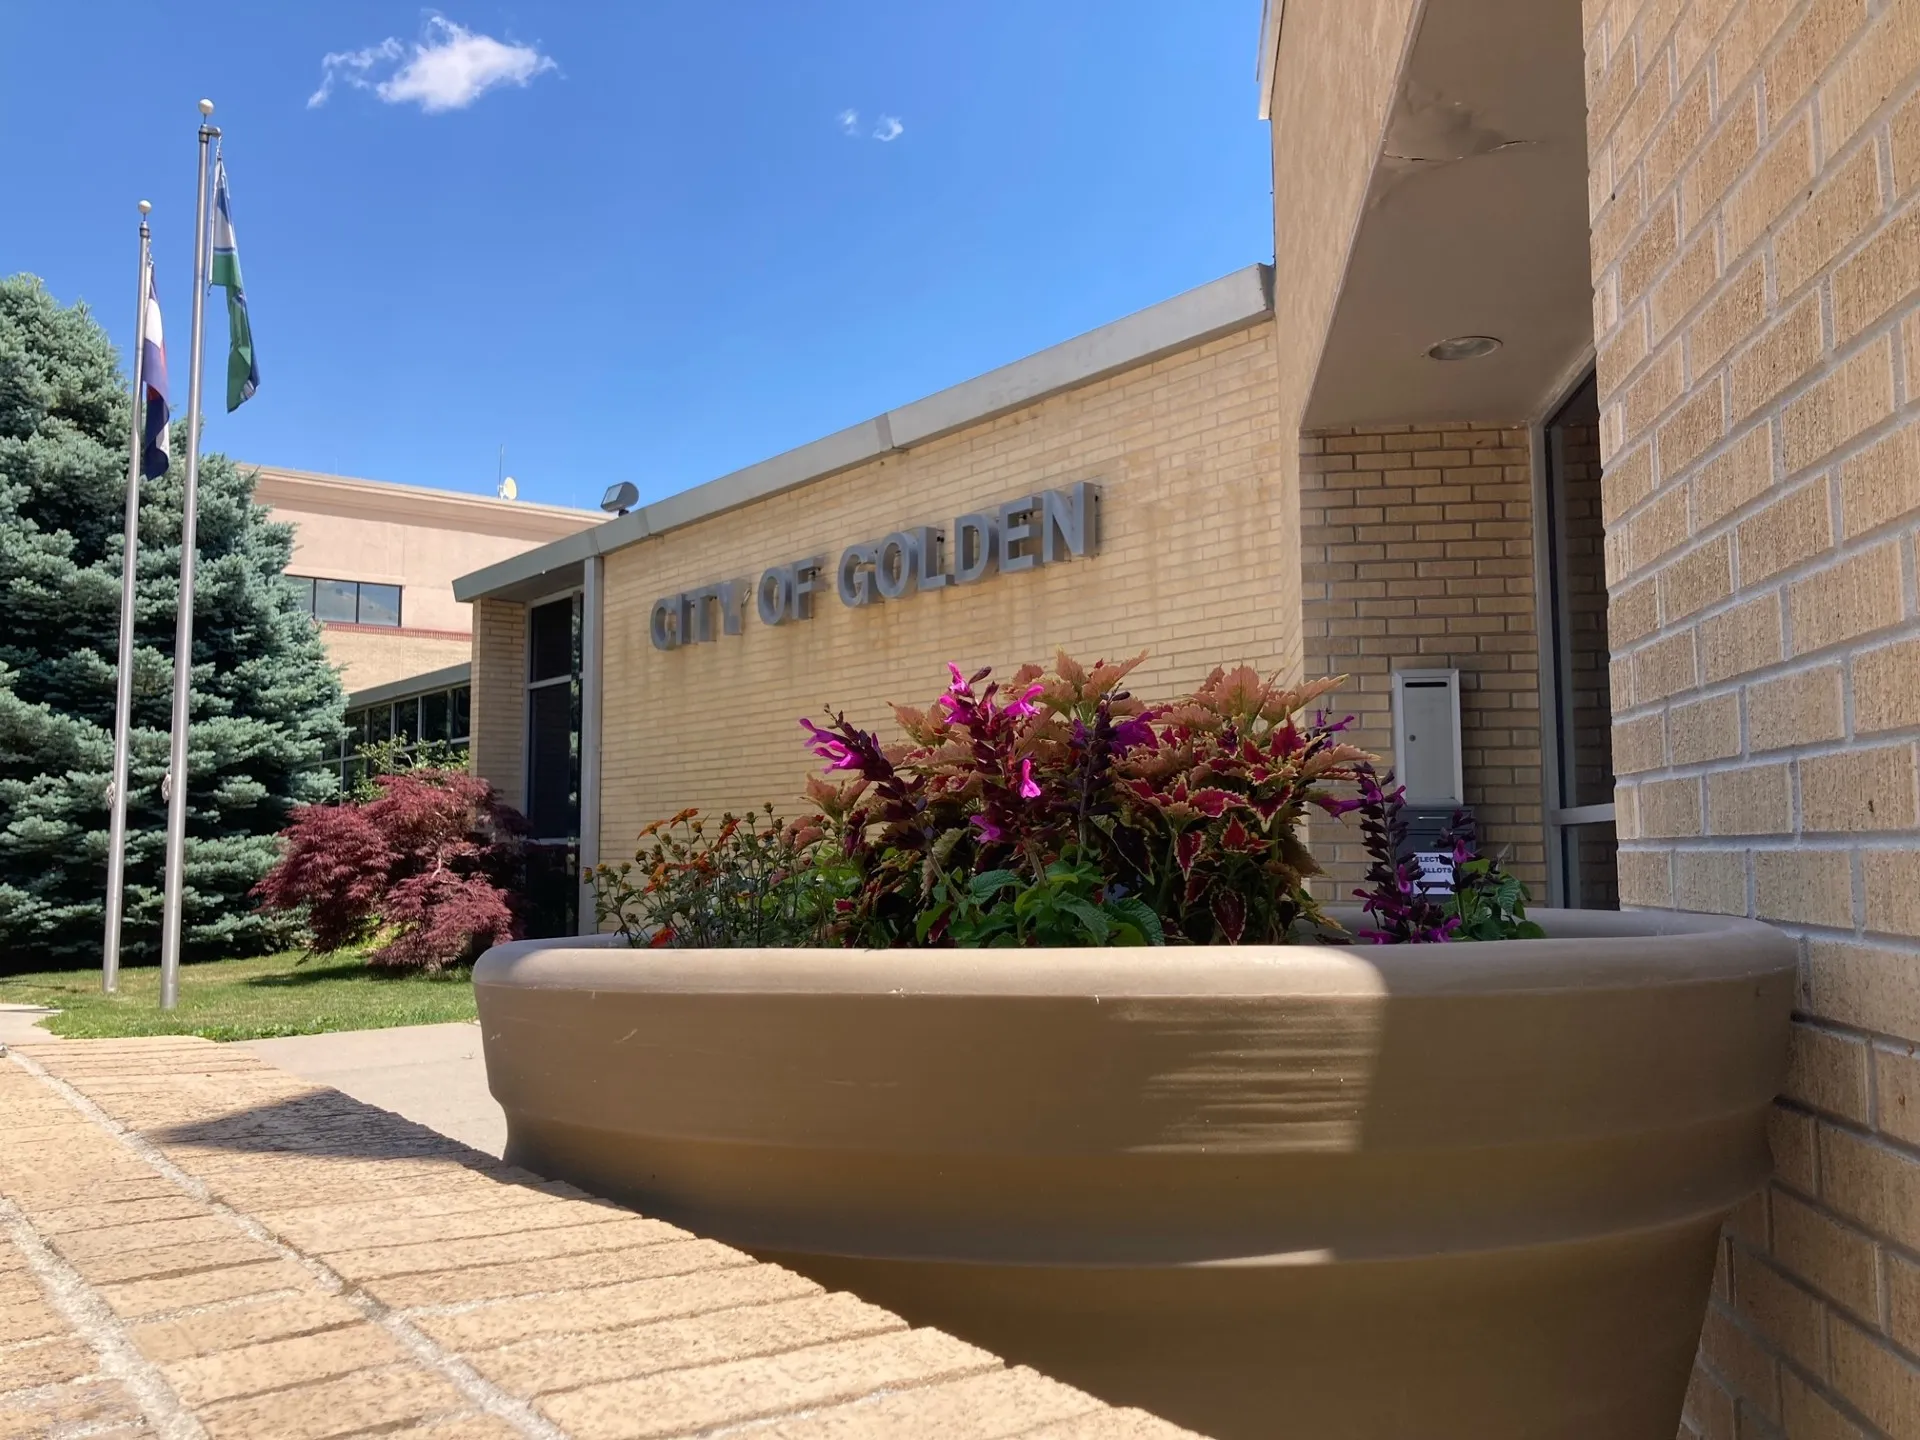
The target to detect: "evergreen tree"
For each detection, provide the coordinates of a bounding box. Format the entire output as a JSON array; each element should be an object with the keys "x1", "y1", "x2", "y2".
[{"x1": 0, "y1": 275, "x2": 342, "y2": 971}]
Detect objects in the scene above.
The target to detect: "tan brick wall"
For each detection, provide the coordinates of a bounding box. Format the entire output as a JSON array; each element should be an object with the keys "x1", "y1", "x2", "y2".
[
  {"x1": 582, "y1": 324, "x2": 1291, "y2": 862},
  {"x1": 321, "y1": 627, "x2": 472, "y2": 693},
  {"x1": 1301, "y1": 424, "x2": 1548, "y2": 899},
  {"x1": 471, "y1": 598, "x2": 526, "y2": 811},
  {"x1": 1587, "y1": 0, "x2": 1920, "y2": 1428}
]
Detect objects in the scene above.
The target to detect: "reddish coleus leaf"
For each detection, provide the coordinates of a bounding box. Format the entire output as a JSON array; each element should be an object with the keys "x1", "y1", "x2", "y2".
[
  {"x1": 1221, "y1": 816, "x2": 1260, "y2": 853},
  {"x1": 1250, "y1": 794, "x2": 1290, "y2": 822},
  {"x1": 1183, "y1": 870, "x2": 1211, "y2": 908},
  {"x1": 1211, "y1": 889, "x2": 1247, "y2": 944},
  {"x1": 1176, "y1": 829, "x2": 1205, "y2": 878},
  {"x1": 1188, "y1": 788, "x2": 1242, "y2": 819}
]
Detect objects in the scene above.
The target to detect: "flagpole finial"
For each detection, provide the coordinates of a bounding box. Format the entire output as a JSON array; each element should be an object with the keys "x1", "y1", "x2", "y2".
[
  {"x1": 138, "y1": 200, "x2": 151, "y2": 216},
  {"x1": 198, "y1": 98, "x2": 214, "y2": 116}
]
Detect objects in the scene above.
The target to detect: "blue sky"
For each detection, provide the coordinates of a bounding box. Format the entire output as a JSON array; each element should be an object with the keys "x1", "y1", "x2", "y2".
[{"x1": 2, "y1": 4, "x2": 1271, "y2": 512}]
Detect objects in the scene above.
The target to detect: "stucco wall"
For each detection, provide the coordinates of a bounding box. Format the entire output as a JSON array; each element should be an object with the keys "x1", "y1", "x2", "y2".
[
  {"x1": 1301, "y1": 423, "x2": 1548, "y2": 898},
  {"x1": 1586, "y1": 0, "x2": 1920, "y2": 1430},
  {"x1": 588, "y1": 323, "x2": 1288, "y2": 861},
  {"x1": 1264, "y1": 0, "x2": 1427, "y2": 694}
]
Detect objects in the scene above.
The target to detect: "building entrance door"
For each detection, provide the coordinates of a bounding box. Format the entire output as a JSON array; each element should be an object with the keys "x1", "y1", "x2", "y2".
[{"x1": 1539, "y1": 372, "x2": 1619, "y2": 908}]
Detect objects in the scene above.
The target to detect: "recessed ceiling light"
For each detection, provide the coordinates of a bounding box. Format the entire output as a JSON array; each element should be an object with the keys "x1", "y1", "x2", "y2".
[{"x1": 1426, "y1": 335, "x2": 1502, "y2": 361}]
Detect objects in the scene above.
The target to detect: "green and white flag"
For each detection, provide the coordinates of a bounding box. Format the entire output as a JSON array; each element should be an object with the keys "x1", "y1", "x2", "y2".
[{"x1": 210, "y1": 155, "x2": 259, "y2": 411}]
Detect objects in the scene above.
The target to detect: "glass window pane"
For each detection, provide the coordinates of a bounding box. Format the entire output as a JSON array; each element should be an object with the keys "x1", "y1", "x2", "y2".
[
  {"x1": 422, "y1": 690, "x2": 450, "y2": 742},
  {"x1": 527, "y1": 682, "x2": 579, "y2": 838},
  {"x1": 520, "y1": 842, "x2": 579, "y2": 939},
  {"x1": 1545, "y1": 375, "x2": 1613, "y2": 810},
  {"x1": 393, "y1": 698, "x2": 421, "y2": 745},
  {"x1": 345, "y1": 709, "x2": 367, "y2": 748},
  {"x1": 450, "y1": 685, "x2": 471, "y2": 739},
  {"x1": 529, "y1": 598, "x2": 577, "y2": 682},
  {"x1": 1562, "y1": 823, "x2": 1619, "y2": 910},
  {"x1": 283, "y1": 575, "x2": 316, "y2": 614},
  {"x1": 357, "y1": 583, "x2": 401, "y2": 627},
  {"x1": 365, "y1": 703, "x2": 393, "y2": 742},
  {"x1": 314, "y1": 578, "x2": 358, "y2": 623}
]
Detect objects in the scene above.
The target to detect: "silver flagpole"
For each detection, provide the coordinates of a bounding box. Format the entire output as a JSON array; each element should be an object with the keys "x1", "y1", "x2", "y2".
[
  {"x1": 103, "y1": 200, "x2": 154, "y2": 994},
  {"x1": 158, "y1": 100, "x2": 218, "y2": 1011}
]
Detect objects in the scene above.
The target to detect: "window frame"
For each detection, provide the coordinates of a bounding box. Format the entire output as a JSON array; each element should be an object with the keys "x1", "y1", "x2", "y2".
[{"x1": 285, "y1": 573, "x2": 405, "y2": 628}]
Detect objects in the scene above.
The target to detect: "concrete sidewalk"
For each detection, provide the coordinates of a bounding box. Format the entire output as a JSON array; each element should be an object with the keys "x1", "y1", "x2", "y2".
[
  {"x1": 247, "y1": 1021, "x2": 504, "y2": 1158},
  {"x1": 0, "y1": 1035, "x2": 1190, "y2": 1440}
]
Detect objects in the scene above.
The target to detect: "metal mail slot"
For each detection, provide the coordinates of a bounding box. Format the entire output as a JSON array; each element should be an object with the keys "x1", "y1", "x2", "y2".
[{"x1": 1391, "y1": 668, "x2": 1464, "y2": 807}]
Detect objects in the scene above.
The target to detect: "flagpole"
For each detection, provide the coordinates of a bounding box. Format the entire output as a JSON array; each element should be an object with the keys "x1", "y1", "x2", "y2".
[
  {"x1": 158, "y1": 100, "x2": 218, "y2": 1011},
  {"x1": 104, "y1": 201, "x2": 153, "y2": 995}
]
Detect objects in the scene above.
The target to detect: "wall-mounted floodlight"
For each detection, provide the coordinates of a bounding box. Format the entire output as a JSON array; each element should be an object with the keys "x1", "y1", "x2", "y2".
[{"x1": 601, "y1": 481, "x2": 640, "y2": 516}]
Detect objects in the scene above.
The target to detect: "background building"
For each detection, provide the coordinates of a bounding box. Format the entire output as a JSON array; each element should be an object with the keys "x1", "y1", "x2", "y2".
[
  {"x1": 253, "y1": 465, "x2": 598, "y2": 693},
  {"x1": 460, "y1": 1, "x2": 1920, "y2": 1432}
]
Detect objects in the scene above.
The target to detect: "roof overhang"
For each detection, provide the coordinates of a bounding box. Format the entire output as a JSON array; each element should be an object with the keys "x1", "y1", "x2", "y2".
[
  {"x1": 346, "y1": 661, "x2": 472, "y2": 710},
  {"x1": 1302, "y1": 0, "x2": 1595, "y2": 427},
  {"x1": 455, "y1": 265, "x2": 1275, "y2": 605}
]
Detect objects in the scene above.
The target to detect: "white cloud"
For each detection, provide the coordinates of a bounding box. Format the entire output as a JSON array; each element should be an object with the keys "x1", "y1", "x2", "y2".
[
  {"x1": 308, "y1": 38, "x2": 402, "y2": 108},
  {"x1": 838, "y1": 109, "x2": 904, "y2": 142},
  {"x1": 309, "y1": 16, "x2": 556, "y2": 114}
]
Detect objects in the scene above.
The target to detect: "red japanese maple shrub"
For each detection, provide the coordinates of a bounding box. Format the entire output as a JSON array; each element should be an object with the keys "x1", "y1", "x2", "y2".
[
  {"x1": 250, "y1": 802, "x2": 396, "y2": 952},
  {"x1": 255, "y1": 770, "x2": 529, "y2": 971}
]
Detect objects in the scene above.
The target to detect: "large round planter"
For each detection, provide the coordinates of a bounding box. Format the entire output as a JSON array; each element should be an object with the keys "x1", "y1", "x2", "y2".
[{"x1": 474, "y1": 908, "x2": 1793, "y2": 1440}]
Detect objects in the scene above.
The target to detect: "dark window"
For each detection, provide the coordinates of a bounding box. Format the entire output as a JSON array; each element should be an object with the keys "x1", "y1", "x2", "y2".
[
  {"x1": 521, "y1": 843, "x2": 579, "y2": 939},
  {"x1": 285, "y1": 575, "x2": 404, "y2": 627},
  {"x1": 357, "y1": 583, "x2": 402, "y2": 627},
  {"x1": 526, "y1": 682, "x2": 579, "y2": 839},
  {"x1": 314, "y1": 578, "x2": 359, "y2": 623},
  {"x1": 393, "y1": 698, "x2": 421, "y2": 745},
  {"x1": 422, "y1": 689, "x2": 450, "y2": 742},
  {"x1": 450, "y1": 685, "x2": 471, "y2": 740},
  {"x1": 364, "y1": 703, "x2": 393, "y2": 742},
  {"x1": 529, "y1": 599, "x2": 577, "y2": 683},
  {"x1": 1542, "y1": 371, "x2": 1618, "y2": 910}
]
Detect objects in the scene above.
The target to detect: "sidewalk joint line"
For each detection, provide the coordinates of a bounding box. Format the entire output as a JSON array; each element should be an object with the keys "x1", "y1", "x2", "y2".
[
  {"x1": 6, "y1": 1047, "x2": 569, "y2": 1440},
  {"x1": 0, "y1": 1191, "x2": 206, "y2": 1440}
]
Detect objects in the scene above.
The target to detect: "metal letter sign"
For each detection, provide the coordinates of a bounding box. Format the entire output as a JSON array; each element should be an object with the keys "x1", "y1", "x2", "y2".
[{"x1": 650, "y1": 481, "x2": 1101, "y2": 650}]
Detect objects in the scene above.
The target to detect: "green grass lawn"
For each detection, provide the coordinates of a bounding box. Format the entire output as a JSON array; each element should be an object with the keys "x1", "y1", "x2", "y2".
[{"x1": 0, "y1": 950, "x2": 478, "y2": 1042}]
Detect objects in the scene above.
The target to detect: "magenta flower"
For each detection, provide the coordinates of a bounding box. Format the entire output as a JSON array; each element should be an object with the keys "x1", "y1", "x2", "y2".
[
  {"x1": 1003, "y1": 682, "x2": 1044, "y2": 719},
  {"x1": 1017, "y1": 757, "x2": 1041, "y2": 799},
  {"x1": 798, "y1": 718, "x2": 856, "y2": 770},
  {"x1": 969, "y1": 814, "x2": 1004, "y2": 842},
  {"x1": 945, "y1": 662, "x2": 972, "y2": 696}
]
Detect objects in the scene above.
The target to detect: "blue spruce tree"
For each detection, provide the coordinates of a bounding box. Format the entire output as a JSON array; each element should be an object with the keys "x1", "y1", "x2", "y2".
[{"x1": 0, "y1": 275, "x2": 343, "y2": 970}]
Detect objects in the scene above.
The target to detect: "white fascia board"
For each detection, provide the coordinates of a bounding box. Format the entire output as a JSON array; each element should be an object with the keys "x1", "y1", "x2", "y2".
[
  {"x1": 454, "y1": 264, "x2": 1274, "y2": 604},
  {"x1": 1257, "y1": 0, "x2": 1286, "y2": 120}
]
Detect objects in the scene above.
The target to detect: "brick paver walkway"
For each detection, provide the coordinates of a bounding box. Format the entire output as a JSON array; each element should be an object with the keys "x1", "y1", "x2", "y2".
[{"x1": 0, "y1": 1036, "x2": 1193, "y2": 1440}]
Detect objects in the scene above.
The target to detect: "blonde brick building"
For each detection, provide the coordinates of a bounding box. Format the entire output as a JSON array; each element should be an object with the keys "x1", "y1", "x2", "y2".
[{"x1": 459, "y1": 0, "x2": 1920, "y2": 1432}]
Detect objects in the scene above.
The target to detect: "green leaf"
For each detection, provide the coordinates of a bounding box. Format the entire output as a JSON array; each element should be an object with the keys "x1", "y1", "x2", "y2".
[
  {"x1": 1108, "y1": 895, "x2": 1166, "y2": 946},
  {"x1": 969, "y1": 868, "x2": 1020, "y2": 901},
  {"x1": 1057, "y1": 896, "x2": 1111, "y2": 944}
]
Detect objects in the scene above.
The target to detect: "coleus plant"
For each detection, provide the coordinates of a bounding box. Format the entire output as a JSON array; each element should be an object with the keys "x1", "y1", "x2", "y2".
[{"x1": 799, "y1": 653, "x2": 1373, "y2": 947}]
